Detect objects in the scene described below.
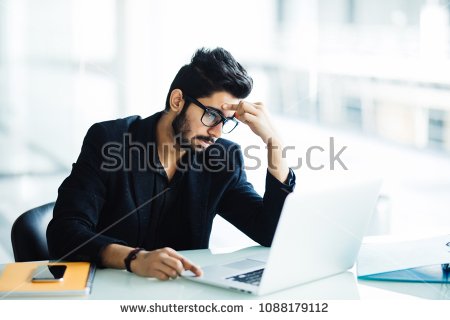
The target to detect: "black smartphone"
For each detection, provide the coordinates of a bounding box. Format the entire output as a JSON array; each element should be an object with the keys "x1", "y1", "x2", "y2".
[{"x1": 31, "y1": 265, "x2": 67, "y2": 282}]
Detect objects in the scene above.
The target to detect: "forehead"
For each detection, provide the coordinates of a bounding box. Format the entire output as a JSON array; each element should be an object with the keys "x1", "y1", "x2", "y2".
[{"x1": 196, "y1": 91, "x2": 239, "y2": 116}]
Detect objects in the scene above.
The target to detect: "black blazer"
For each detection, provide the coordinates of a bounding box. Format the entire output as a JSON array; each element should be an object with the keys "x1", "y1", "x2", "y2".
[{"x1": 47, "y1": 112, "x2": 295, "y2": 264}]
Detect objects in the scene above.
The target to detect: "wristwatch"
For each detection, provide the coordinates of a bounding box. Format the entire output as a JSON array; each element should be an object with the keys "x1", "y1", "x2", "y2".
[{"x1": 124, "y1": 247, "x2": 144, "y2": 273}]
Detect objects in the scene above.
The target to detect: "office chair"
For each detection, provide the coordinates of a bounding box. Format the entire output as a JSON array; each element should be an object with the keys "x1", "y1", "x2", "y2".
[{"x1": 11, "y1": 202, "x2": 55, "y2": 262}]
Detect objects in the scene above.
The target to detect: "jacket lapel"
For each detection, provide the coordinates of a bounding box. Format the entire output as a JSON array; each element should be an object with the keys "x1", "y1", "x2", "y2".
[{"x1": 128, "y1": 112, "x2": 163, "y2": 246}]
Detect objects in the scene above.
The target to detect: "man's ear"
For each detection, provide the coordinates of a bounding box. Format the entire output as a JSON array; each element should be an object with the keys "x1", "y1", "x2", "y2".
[{"x1": 169, "y1": 89, "x2": 185, "y2": 114}]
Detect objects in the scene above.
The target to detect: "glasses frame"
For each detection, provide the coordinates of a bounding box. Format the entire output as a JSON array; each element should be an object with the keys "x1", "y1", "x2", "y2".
[{"x1": 184, "y1": 95, "x2": 239, "y2": 134}]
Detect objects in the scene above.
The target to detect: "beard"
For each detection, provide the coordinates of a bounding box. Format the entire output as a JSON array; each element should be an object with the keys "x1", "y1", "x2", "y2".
[{"x1": 172, "y1": 110, "x2": 215, "y2": 152}]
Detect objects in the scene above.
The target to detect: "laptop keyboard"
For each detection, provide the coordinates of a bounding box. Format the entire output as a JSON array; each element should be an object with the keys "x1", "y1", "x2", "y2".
[{"x1": 226, "y1": 268, "x2": 264, "y2": 286}]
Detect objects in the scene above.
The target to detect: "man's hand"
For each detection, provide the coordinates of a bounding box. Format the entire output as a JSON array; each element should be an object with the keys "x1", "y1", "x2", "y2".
[
  {"x1": 223, "y1": 101, "x2": 290, "y2": 183},
  {"x1": 131, "y1": 247, "x2": 203, "y2": 280},
  {"x1": 223, "y1": 101, "x2": 277, "y2": 144},
  {"x1": 101, "y1": 244, "x2": 202, "y2": 280}
]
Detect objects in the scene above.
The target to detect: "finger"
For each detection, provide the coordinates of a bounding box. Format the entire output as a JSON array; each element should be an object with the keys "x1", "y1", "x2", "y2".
[
  {"x1": 224, "y1": 101, "x2": 258, "y2": 116},
  {"x1": 179, "y1": 257, "x2": 203, "y2": 277},
  {"x1": 161, "y1": 247, "x2": 186, "y2": 265},
  {"x1": 151, "y1": 270, "x2": 170, "y2": 281},
  {"x1": 222, "y1": 100, "x2": 264, "y2": 114},
  {"x1": 155, "y1": 262, "x2": 179, "y2": 279},
  {"x1": 161, "y1": 255, "x2": 184, "y2": 275},
  {"x1": 222, "y1": 102, "x2": 239, "y2": 111},
  {"x1": 161, "y1": 247, "x2": 179, "y2": 256},
  {"x1": 162, "y1": 248, "x2": 202, "y2": 277},
  {"x1": 238, "y1": 102, "x2": 259, "y2": 118},
  {"x1": 239, "y1": 112, "x2": 258, "y2": 125}
]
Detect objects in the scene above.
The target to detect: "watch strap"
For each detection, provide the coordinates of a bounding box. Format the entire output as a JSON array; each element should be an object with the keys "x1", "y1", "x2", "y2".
[{"x1": 124, "y1": 247, "x2": 144, "y2": 273}]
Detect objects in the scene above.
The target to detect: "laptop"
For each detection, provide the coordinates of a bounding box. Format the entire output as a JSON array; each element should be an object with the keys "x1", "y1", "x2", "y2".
[{"x1": 182, "y1": 178, "x2": 382, "y2": 295}]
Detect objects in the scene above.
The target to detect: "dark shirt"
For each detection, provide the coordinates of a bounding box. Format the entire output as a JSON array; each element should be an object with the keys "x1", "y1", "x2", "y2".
[
  {"x1": 47, "y1": 111, "x2": 295, "y2": 265},
  {"x1": 144, "y1": 156, "x2": 185, "y2": 250}
]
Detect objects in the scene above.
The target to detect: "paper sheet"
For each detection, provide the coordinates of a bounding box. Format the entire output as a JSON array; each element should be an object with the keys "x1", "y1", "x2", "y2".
[{"x1": 357, "y1": 234, "x2": 450, "y2": 276}]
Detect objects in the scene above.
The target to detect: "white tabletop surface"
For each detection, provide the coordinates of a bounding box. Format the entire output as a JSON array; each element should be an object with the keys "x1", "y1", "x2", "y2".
[{"x1": 1, "y1": 245, "x2": 449, "y2": 300}]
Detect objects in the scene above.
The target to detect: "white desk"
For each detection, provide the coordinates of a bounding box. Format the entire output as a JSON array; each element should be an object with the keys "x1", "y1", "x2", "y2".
[{"x1": 1, "y1": 246, "x2": 449, "y2": 300}]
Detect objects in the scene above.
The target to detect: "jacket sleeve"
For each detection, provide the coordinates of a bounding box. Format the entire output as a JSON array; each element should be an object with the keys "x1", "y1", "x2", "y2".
[
  {"x1": 216, "y1": 145, "x2": 296, "y2": 246},
  {"x1": 46, "y1": 123, "x2": 126, "y2": 265}
]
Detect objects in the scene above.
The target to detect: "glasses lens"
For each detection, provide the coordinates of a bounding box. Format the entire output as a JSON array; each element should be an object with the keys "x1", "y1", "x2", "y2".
[
  {"x1": 202, "y1": 109, "x2": 221, "y2": 126},
  {"x1": 222, "y1": 119, "x2": 238, "y2": 133}
]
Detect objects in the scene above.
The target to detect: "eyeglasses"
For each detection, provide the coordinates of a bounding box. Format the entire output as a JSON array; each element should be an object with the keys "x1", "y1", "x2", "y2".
[{"x1": 184, "y1": 95, "x2": 239, "y2": 134}]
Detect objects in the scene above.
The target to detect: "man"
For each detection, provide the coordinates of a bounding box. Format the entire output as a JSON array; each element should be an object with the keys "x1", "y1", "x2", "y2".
[{"x1": 47, "y1": 48, "x2": 295, "y2": 280}]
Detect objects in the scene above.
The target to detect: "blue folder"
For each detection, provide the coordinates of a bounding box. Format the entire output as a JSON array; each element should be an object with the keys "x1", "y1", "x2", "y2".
[{"x1": 358, "y1": 264, "x2": 450, "y2": 283}]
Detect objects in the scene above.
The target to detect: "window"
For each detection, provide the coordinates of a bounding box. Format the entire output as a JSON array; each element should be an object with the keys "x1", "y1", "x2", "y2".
[
  {"x1": 344, "y1": 96, "x2": 363, "y2": 128},
  {"x1": 428, "y1": 108, "x2": 447, "y2": 149}
]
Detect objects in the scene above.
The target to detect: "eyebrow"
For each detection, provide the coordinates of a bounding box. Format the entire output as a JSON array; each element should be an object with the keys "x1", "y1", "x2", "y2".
[
  {"x1": 215, "y1": 108, "x2": 236, "y2": 119},
  {"x1": 209, "y1": 107, "x2": 225, "y2": 116},
  {"x1": 189, "y1": 95, "x2": 233, "y2": 118},
  {"x1": 205, "y1": 106, "x2": 229, "y2": 118}
]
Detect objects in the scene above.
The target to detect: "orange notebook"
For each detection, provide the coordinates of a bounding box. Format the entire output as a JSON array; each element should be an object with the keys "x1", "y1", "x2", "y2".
[{"x1": 0, "y1": 261, "x2": 95, "y2": 297}]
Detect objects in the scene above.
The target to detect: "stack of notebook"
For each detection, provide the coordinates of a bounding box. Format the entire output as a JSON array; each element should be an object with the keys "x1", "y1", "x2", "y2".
[{"x1": 0, "y1": 261, "x2": 95, "y2": 297}]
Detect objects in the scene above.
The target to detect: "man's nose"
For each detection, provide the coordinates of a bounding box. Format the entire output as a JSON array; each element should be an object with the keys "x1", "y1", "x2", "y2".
[{"x1": 207, "y1": 122, "x2": 223, "y2": 139}]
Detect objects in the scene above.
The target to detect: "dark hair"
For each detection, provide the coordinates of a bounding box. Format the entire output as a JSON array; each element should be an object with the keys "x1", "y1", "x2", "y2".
[{"x1": 165, "y1": 47, "x2": 253, "y2": 110}]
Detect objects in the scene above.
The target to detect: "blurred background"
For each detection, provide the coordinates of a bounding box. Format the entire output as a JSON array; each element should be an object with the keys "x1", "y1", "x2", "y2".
[{"x1": 1, "y1": 0, "x2": 450, "y2": 263}]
